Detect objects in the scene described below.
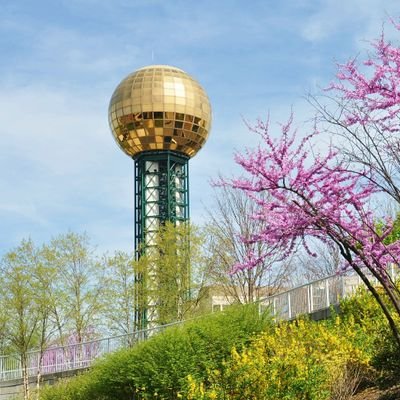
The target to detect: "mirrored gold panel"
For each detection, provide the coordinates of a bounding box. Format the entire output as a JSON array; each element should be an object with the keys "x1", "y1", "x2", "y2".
[{"x1": 108, "y1": 65, "x2": 212, "y2": 159}]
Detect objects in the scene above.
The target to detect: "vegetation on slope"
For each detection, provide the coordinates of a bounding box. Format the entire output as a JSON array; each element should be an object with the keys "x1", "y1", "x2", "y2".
[
  {"x1": 39, "y1": 288, "x2": 399, "y2": 400},
  {"x1": 40, "y1": 304, "x2": 271, "y2": 400}
]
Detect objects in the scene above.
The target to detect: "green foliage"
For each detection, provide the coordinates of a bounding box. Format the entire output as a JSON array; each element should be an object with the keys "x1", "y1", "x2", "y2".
[
  {"x1": 0, "y1": 239, "x2": 61, "y2": 399},
  {"x1": 39, "y1": 373, "x2": 94, "y2": 400},
  {"x1": 185, "y1": 288, "x2": 400, "y2": 400},
  {"x1": 40, "y1": 304, "x2": 271, "y2": 400},
  {"x1": 375, "y1": 212, "x2": 400, "y2": 245},
  {"x1": 185, "y1": 316, "x2": 371, "y2": 400},
  {"x1": 183, "y1": 303, "x2": 270, "y2": 374},
  {"x1": 47, "y1": 232, "x2": 106, "y2": 343},
  {"x1": 386, "y1": 213, "x2": 400, "y2": 244},
  {"x1": 340, "y1": 284, "x2": 400, "y2": 373},
  {"x1": 102, "y1": 251, "x2": 136, "y2": 339},
  {"x1": 35, "y1": 282, "x2": 400, "y2": 400},
  {"x1": 135, "y1": 222, "x2": 208, "y2": 326},
  {"x1": 0, "y1": 239, "x2": 49, "y2": 353}
]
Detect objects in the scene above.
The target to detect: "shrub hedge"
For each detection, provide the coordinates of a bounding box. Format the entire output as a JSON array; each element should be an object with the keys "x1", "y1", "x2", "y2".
[
  {"x1": 40, "y1": 286, "x2": 400, "y2": 400},
  {"x1": 40, "y1": 304, "x2": 271, "y2": 400}
]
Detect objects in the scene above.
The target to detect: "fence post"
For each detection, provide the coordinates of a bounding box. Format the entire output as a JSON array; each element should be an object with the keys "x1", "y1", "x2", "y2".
[
  {"x1": 341, "y1": 275, "x2": 346, "y2": 298},
  {"x1": 55, "y1": 347, "x2": 58, "y2": 373},
  {"x1": 288, "y1": 292, "x2": 292, "y2": 319},
  {"x1": 325, "y1": 278, "x2": 330, "y2": 308},
  {"x1": 273, "y1": 297, "x2": 277, "y2": 318}
]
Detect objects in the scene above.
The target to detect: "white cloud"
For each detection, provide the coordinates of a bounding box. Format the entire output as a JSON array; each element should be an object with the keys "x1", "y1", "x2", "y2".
[
  {"x1": 301, "y1": 0, "x2": 399, "y2": 44},
  {"x1": 0, "y1": 202, "x2": 48, "y2": 226}
]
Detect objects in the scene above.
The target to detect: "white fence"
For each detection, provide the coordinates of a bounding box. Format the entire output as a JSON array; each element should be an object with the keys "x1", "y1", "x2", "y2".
[
  {"x1": 260, "y1": 266, "x2": 398, "y2": 320},
  {"x1": 0, "y1": 268, "x2": 398, "y2": 382},
  {"x1": 0, "y1": 322, "x2": 182, "y2": 382},
  {"x1": 259, "y1": 274, "x2": 361, "y2": 320}
]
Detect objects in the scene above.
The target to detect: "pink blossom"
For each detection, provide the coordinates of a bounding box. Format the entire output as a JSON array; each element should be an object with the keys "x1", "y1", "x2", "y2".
[
  {"x1": 224, "y1": 117, "x2": 399, "y2": 282},
  {"x1": 328, "y1": 19, "x2": 400, "y2": 133}
]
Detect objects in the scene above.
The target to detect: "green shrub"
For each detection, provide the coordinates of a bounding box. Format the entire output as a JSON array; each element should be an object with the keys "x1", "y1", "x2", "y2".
[
  {"x1": 185, "y1": 318, "x2": 370, "y2": 400},
  {"x1": 39, "y1": 372, "x2": 94, "y2": 400},
  {"x1": 339, "y1": 284, "x2": 400, "y2": 373},
  {"x1": 41, "y1": 304, "x2": 271, "y2": 400},
  {"x1": 40, "y1": 288, "x2": 400, "y2": 400}
]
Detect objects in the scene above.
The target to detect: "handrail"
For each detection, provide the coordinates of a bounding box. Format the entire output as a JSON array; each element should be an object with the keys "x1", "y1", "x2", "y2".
[{"x1": 0, "y1": 321, "x2": 185, "y2": 382}]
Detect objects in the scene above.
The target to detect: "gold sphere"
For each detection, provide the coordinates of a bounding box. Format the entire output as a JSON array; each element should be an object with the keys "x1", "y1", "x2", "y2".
[{"x1": 108, "y1": 65, "x2": 212, "y2": 159}]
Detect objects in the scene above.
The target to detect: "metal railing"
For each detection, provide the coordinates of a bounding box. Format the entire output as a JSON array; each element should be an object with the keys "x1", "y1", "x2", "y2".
[
  {"x1": 259, "y1": 266, "x2": 398, "y2": 320},
  {"x1": 259, "y1": 274, "x2": 357, "y2": 320},
  {"x1": 0, "y1": 267, "x2": 398, "y2": 382},
  {"x1": 0, "y1": 321, "x2": 183, "y2": 382}
]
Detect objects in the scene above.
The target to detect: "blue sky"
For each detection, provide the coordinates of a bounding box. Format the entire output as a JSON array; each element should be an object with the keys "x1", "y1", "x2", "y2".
[{"x1": 1, "y1": 0, "x2": 398, "y2": 255}]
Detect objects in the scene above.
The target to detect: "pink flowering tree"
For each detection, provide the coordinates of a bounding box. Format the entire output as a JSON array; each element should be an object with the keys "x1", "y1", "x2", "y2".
[
  {"x1": 311, "y1": 18, "x2": 400, "y2": 204},
  {"x1": 225, "y1": 115, "x2": 400, "y2": 347}
]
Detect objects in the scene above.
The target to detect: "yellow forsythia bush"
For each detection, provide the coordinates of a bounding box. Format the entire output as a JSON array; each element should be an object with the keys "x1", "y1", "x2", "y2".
[{"x1": 186, "y1": 317, "x2": 370, "y2": 400}]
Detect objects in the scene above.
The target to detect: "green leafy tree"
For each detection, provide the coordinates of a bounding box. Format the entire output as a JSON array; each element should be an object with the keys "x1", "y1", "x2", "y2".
[
  {"x1": 102, "y1": 251, "x2": 136, "y2": 343},
  {"x1": 0, "y1": 239, "x2": 54, "y2": 400},
  {"x1": 384, "y1": 212, "x2": 400, "y2": 245},
  {"x1": 135, "y1": 222, "x2": 207, "y2": 327},
  {"x1": 0, "y1": 297, "x2": 8, "y2": 353},
  {"x1": 46, "y1": 232, "x2": 106, "y2": 344}
]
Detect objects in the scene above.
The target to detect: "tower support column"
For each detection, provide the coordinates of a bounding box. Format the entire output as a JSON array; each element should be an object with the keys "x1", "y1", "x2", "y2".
[{"x1": 134, "y1": 151, "x2": 189, "y2": 330}]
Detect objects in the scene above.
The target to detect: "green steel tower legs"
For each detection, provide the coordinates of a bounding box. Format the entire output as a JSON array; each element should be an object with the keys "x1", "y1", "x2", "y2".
[{"x1": 134, "y1": 151, "x2": 189, "y2": 330}]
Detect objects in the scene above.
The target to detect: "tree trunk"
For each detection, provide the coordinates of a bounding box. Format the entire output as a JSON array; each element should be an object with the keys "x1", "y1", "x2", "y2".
[
  {"x1": 35, "y1": 370, "x2": 41, "y2": 400},
  {"x1": 21, "y1": 354, "x2": 30, "y2": 400}
]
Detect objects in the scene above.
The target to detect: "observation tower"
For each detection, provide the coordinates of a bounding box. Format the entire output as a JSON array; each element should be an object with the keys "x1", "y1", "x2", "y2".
[{"x1": 108, "y1": 65, "x2": 212, "y2": 329}]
